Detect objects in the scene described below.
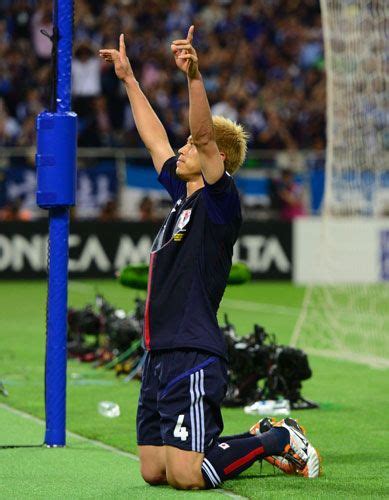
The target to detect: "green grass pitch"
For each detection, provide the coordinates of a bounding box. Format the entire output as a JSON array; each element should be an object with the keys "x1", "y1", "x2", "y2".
[{"x1": 0, "y1": 280, "x2": 388, "y2": 499}]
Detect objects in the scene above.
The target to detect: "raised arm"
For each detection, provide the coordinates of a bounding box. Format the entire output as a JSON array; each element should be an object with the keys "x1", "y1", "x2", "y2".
[
  {"x1": 100, "y1": 34, "x2": 174, "y2": 174},
  {"x1": 171, "y1": 26, "x2": 224, "y2": 184}
]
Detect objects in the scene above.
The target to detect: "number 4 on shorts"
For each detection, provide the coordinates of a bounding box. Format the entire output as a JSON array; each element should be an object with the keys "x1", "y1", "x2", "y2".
[{"x1": 174, "y1": 414, "x2": 189, "y2": 441}]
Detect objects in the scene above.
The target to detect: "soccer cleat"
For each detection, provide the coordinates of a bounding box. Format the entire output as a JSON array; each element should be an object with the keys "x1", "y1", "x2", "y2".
[
  {"x1": 249, "y1": 417, "x2": 276, "y2": 436},
  {"x1": 249, "y1": 418, "x2": 296, "y2": 474},
  {"x1": 299, "y1": 443, "x2": 321, "y2": 478},
  {"x1": 274, "y1": 417, "x2": 321, "y2": 478},
  {"x1": 250, "y1": 417, "x2": 321, "y2": 478}
]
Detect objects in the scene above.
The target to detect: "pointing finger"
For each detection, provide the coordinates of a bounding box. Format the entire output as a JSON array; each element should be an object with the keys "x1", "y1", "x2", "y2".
[
  {"x1": 187, "y1": 25, "x2": 194, "y2": 43},
  {"x1": 119, "y1": 33, "x2": 126, "y2": 56}
]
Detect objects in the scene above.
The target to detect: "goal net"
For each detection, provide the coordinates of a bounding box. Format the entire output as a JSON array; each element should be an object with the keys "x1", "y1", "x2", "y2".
[{"x1": 291, "y1": 0, "x2": 389, "y2": 368}]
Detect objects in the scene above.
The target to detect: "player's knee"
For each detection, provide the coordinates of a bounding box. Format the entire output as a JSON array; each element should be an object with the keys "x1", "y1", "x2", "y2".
[
  {"x1": 140, "y1": 465, "x2": 166, "y2": 486},
  {"x1": 166, "y1": 467, "x2": 205, "y2": 490}
]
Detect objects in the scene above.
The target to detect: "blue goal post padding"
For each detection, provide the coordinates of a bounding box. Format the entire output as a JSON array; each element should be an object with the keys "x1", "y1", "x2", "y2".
[{"x1": 35, "y1": 0, "x2": 77, "y2": 447}]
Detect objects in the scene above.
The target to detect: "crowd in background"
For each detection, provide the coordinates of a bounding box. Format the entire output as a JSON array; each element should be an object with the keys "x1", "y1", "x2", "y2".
[{"x1": 0, "y1": 0, "x2": 325, "y2": 151}]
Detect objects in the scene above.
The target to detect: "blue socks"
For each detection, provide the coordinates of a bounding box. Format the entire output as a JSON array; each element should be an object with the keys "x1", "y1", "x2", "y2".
[{"x1": 201, "y1": 427, "x2": 289, "y2": 488}]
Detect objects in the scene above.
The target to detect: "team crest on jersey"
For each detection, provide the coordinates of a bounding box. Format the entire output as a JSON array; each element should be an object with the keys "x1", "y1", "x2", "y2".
[{"x1": 177, "y1": 209, "x2": 192, "y2": 230}]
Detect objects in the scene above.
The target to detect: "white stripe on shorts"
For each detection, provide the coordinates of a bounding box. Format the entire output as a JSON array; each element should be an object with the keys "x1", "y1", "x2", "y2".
[
  {"x1": 199, "y1": 369, "x2": 205, "y2": 452},
  {"x1": 190, "y1": 373, "x2": 196, "y2": 451},
  {"x1": 189, "y1": 369, "x2": 206, "y2": 452},
  {"x1": 194, "y1": 371, "x2": 200, "y2": 451}
]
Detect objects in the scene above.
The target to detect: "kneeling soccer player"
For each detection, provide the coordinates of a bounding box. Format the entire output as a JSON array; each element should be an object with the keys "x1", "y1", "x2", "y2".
[{"x1": 100, "y1": 26, "x2": 320, "y2": 490}]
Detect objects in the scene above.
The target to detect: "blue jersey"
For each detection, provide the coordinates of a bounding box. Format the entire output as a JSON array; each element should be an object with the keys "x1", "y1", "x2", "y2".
[{"x1": 144, "y1": 156, "x2": 242, "y2": 359}]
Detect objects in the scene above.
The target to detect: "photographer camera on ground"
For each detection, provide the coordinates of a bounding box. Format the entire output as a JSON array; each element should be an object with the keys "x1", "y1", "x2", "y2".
[{"x1": 221, "y1": 315, "x2": 318, "y2": 410}]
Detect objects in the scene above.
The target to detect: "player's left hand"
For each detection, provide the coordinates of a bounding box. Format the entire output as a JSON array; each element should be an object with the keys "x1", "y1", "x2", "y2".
[{"x1": 171, "y1": 25, "x2": 199, "y2": 79}]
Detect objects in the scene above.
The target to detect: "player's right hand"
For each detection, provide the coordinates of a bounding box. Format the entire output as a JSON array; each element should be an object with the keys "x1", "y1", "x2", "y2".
[
  {"x1": 171, "y1": 25, "x2": 199, "y2": 79},
  {"x1": 99, "y1": 34, "x2": 134, "y2": 82}
]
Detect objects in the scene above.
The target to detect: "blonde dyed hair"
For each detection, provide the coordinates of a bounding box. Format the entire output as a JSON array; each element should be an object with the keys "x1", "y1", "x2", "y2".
[{"x1": 212, "y1": 116, "x2": 249, "y2": 175}]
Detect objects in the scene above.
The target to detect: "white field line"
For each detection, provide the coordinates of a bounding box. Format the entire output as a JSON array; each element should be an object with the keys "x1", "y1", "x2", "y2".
[
  {"x1": 304, "y1": 348, "x2": 389, "y2": 370},
  {"x1": 0, "y1": 403, "x2": 247, "y2": 500},
  {"x1": 222, "y1": 297, "x2": 389, "y2": 322},
  {"x1": 0, "y1": 402, "x2": 139, "y2": 460}
]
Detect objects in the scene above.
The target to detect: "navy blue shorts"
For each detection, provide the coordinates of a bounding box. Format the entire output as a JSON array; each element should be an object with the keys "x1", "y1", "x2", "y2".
[{"x1": 137, "y1": 349, "x2": 227, "y2": 452}]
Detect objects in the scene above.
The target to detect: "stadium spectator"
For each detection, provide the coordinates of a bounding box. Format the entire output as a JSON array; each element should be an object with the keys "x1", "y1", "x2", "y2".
[
  {"x1": 31, "y1": 1, "x2": 52, "y2": 64},
  {"x1": 16, "y1": 114, "x2": 36, "y2": 146},
  {"x1": 99, "y1": 200, "x2": 118, "y2": 222},
  {"x1": 16, "y1": 88, "x2": 43, "y2": 122},
  {"x1": 211, "y1": 92, "x2": 239, "y2": 123},
  {"x1": 0, "y1": 98, "x2": 20, "y2": 146},
  {"x1": 138, "y1": 195, "x2": 158, "y2": 223},
  {"x1": 72, "y1": 42, "x2": 101, "y2": 100},
  {"x1": 0, "y1": 198, "x2": 32, "y2": 221},
  {"x1": 272, "y1": 168, "x2": 306, "y2": 220}
]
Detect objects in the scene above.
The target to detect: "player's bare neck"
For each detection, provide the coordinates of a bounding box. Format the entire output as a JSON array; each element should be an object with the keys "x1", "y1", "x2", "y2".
[{"x1": 186, "y1": 178, "x2": 204, "y2": 198}]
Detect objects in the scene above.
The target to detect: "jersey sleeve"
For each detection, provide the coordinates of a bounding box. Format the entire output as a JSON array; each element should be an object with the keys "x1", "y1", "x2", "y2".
[
  {"x1": 158, "y1": 156, "x2": 186, "y2": 203},
  {"x1": 202, "y1": 172, "x2": 242, "y2": 225}
]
